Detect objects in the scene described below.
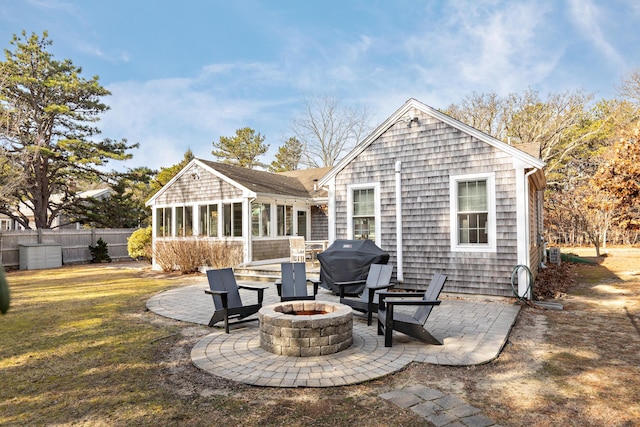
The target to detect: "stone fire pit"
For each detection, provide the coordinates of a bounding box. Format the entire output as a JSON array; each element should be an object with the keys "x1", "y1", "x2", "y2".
[{"x1": 259, "y1": 301, "x2": 353, "y2": 357}]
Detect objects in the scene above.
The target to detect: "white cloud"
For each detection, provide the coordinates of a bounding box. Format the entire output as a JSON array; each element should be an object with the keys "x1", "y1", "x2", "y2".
[
  {"x1": 100, "y1": 69, "x2": 300, "y2": 170},
  {"x1": 567, "y1": 0, "x2": 626, "y2": 68},
  {"x1": 403, "y1": 1, "x2": 561, "y2": 96},
  {"x1": 76, "y1": 41, "x2": 130, "y2": 63}
]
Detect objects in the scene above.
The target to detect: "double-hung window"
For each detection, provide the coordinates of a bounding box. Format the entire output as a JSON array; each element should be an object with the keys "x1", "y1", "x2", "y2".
[
  {"x1": 347, "y1": 183, "x2": 380, "y2": 245},
  {"x1": 450, "y1": 173, "x2": 496, "y2": 252}
]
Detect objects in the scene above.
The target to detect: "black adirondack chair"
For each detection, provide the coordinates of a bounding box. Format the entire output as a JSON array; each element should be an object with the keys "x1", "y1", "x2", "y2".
[
  {"x1": 377, "y1": 273, "x2": 447, "y2": 347},
  {"x1": 337, "y1": 263, "x2": 394, "y2": 326},
  {"x1": 275, "y1": 262, "x2": 319, "y2": 302},
  {"x1": 204, "y1": 268, "x2": 267, "y2": 333}
]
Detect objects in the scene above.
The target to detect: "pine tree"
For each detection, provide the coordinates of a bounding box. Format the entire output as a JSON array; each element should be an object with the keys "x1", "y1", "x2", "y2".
[
  {"x1": 269, "y1": 137, "x2": 302, "y2": 172},
  {"x1": 0, "y1": 31, "x2": 136, "y2": 229},
  {"x1": 212, "y1": 127, "x2": 268, "y2": 169}
]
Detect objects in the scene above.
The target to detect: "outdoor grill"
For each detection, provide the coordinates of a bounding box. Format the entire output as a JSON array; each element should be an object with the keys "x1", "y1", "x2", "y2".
[{"x1": 317, "y1": 239, "x2": 390, "y2": 295}]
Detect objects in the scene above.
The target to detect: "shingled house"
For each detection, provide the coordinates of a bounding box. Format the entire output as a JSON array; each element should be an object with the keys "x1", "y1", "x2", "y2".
[
  {"x1": 145, "y1": 159, "x2": 330, "y2": 266},
  {"x1": 147, "y1": 98, "x2": 546, "y2": 297},
  {"x1": 318, "y1": 98, "x2": 546, "y2": 297}
]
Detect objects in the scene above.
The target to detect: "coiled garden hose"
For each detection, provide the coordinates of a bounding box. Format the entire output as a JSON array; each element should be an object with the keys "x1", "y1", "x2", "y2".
[{"x1": 511, "y1": 264, "x2": 533, "y2": 304}]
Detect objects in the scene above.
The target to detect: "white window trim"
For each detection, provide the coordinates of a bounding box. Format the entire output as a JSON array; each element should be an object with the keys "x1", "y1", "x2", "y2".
[
  {"x1": 449, "y1": 173, "x2": 497, "y2": 253},
  {"x1": 347, "y1": 182, "x2": 381, "y2": 247},
  {"x1": 250, "y1": 201, "x2": 268, "y2": 238}
]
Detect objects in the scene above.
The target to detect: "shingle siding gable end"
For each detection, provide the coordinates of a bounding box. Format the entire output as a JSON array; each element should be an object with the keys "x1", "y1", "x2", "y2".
[
  {"x1": 332, "y1": 110, "x2": 523, "y2": 296},
  {"x1": 153, "y1": 163, "x2": 243, "y2": 205}
]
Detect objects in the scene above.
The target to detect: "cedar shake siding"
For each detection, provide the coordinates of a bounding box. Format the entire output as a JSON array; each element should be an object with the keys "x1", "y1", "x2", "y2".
[
  {"x1": 310, "y1": 205, "x2": 329, "y2": 241},
  {"x1": 147, "y1": 160, "x2": 330, "y2": 267},
  {"x1": 154, "y1": 163, "x2": 243, "y2": 205},
  {"x1": 324, "y1": 99, "x2": 546, "y2": 297},
  {"x1": 252, "y1": 239, "x2": 289, "y2": 261}
]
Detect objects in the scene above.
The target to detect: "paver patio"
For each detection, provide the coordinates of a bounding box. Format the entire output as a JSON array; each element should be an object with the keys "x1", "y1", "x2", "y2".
[{"x1": 146, "y1": 279, "x2": 520, "y2": 387}]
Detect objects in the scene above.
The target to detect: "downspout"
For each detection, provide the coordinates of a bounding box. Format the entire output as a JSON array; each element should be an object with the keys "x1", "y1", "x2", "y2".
[
  {"x1": 327, "y1": 178, "x2": 336, "y2": 244},
  {"x1": 518, "y1": 167, "x2": 539, "y2": 299},
  {"x1": 395, "y1": 161, "x2": 404, "y2": 283}
]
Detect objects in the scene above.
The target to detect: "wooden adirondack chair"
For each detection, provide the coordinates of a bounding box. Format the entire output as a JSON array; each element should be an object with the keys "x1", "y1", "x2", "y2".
[
  {"x1": 377, "y1": 273, "x2": 447, "y2": 347},
  {"x1": 275, "y1": 262, "x2": 319, "y2": 302},
  {"x1": 204, "y1": 268, "x2": 268, "y2": 333},
  {"x1": 289, "y1": 236, "x2": 308, "y2": 263},
  {"x1": 336, "y1": 263, "x2": 394, "y2": 326}
]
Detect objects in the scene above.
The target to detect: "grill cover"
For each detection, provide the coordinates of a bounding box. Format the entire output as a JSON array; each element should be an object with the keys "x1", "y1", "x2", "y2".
[{"x1": 317, "y1": 239, "x2": 390, "y2": 295}]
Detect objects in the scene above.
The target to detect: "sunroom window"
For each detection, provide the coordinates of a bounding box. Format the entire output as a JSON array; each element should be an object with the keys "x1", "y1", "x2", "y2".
[
  {"x1": 223, "y1": 202, "x2": 243, "y2": 237},
  {"x1": 176, "y1": 206, "x2": 193, "y2": 237},
  {"x1": 156, "y1": 207, "x2": 172, "y2": 237},
  {"x1": 251, "y1": 202, "x2": 271, "y2": 237},
  {"x1": 276, "y1": 204, "x2": 293, "y2": 236},
  {"x1": 199, "y1": 204, "x2": 218, "y2": 237}
]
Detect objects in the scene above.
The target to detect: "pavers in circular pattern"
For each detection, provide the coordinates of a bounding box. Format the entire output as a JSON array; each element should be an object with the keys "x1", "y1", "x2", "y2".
[
  {"x1": 147, "y1": 281, "x2": 521, "y2": 388},
  {"x1": 192, "y1": 319, "x2": 417, "y2": 387}
]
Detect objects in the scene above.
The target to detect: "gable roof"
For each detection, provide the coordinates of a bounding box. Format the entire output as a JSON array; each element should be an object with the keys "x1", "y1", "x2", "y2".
[
  {"x1": 146, "y1": 159, "x2": 330, "y2": 206},
  {"x1": 319, "y1": 98, "x2": 546, "y2": 186},
  {"x1": 198, "y1": 159, "x2": 312, "y2": 198}
]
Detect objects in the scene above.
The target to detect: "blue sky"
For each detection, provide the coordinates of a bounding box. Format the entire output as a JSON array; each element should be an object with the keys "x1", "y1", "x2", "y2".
[{"x1": 1, "y1": 0, "x2": 639, "y2": 171}]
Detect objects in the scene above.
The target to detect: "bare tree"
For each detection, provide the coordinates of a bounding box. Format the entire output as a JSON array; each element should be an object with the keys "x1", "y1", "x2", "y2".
[
  {"x1": 445, "y1": 88, "x2": 611, "y2": 182},
  {"x1": 444, "y1": 92, "x2": 508, "y2": 139},
  {"x1": 618, "y1": 68, "x2": 640, "y2": 104},
  {"x1": 292, "y1": 94, "x2": 374, "y2": 168}
]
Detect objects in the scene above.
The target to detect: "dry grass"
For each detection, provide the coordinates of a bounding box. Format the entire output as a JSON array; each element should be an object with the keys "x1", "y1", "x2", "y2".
[
  {"x1": 0, "y1": 263, "x2": 423, "y2": 426},
  {"x1": 1, "y1": 247, "x2": 639, "y2": 426}
]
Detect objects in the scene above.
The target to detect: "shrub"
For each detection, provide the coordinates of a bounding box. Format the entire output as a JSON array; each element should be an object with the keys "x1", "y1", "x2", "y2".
[
  {"x1": 153, "y1": 240, "x2": 242, "y2": 273},
  {"x1": 89, "y1": 238, "x2": 112, "y2": 263},
  {"x1": 127, "y1": 227, "x2": 152, "y2": 261}
]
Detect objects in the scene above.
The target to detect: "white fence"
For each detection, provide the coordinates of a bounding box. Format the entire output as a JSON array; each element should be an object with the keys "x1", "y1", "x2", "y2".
[{"x1": 0, "y1": 228, "x2": 137, "y2": 268}]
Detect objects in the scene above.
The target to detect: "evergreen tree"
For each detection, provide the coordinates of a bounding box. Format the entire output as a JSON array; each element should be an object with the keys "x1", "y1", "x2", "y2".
[
  {"x1": 212, "y1": 127, "x2": 268, "y2": 169},
  {"x1": 0, "y1": 31, "x2": 136, "y2": 229},
  {"x1": 69, "y1": 169, "x2": 153, "y2": 228},
  {"x1": 269, "y1": 137, "x2": 302, "y2": 172},
  {"x1": 148, "y1": 149, "x2": 194, "y2": 195}
]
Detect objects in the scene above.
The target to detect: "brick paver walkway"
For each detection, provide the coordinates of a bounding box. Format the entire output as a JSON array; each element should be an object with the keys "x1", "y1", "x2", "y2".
[{"x1": 147, "y1": 280, "x2": 518, "y2": 425}]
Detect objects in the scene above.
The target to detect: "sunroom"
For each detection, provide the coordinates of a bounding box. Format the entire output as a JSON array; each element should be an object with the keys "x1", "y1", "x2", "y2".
[{"x1": 146, "y1": 159, "x2": 329, "y2": 269}]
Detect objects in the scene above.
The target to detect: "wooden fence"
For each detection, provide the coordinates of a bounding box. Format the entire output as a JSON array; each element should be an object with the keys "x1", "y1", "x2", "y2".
[{"x1": 0, "y1": 228, "x2": 137, "y2": 268}]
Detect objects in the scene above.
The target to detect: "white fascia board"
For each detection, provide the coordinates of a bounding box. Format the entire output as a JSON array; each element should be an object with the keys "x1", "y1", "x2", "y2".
[
  {"x1": 145, "y1": 159, "x2": 256, "y2": 206},
  {"x1": 318, "y1": 98, "x2": 546, "y2": 187},
  {"x1": 145, "y1": 159, "x2": 199, "y2": 206}
]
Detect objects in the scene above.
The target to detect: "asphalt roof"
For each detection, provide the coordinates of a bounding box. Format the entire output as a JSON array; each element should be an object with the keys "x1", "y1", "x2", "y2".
[{"x1": 198, "y1": 159, "x2": 328, "y2": 198}]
